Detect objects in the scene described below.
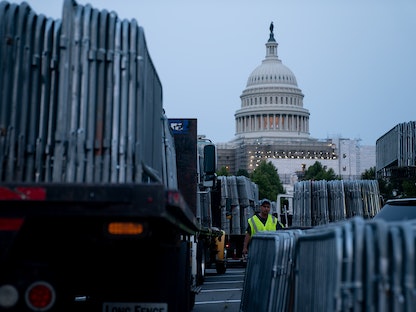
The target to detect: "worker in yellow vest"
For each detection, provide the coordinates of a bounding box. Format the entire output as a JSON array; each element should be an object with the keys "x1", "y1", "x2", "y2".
[{"x1": 242, "y1": 198, "x2": 284, "y2": 256}]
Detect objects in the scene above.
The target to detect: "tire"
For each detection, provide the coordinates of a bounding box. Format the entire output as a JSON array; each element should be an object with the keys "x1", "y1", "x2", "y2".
[
  {"x1": 216, "y1": 261, "x2": 227, "y2": 274},
  {"x1": 197, "y1": 241, "x2": 206, "y2": 285},
  {"x1": 189, "y1": 291, "x2": 196, "y2": 310}
]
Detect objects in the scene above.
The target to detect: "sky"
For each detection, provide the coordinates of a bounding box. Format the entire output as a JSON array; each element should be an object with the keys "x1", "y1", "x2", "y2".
[{"x1": 11, "y1": 0, "x2": 416, "y2": 146}]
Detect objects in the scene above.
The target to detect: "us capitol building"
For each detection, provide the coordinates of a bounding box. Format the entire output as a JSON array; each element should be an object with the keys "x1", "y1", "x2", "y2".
[{"x1": 216, "y1": 23, "x2": 375, "y2": 186}]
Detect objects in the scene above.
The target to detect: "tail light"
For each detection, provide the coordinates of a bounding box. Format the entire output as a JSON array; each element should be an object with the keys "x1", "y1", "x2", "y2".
[
  {"x1": 25, "y1": 281, "x2": 55, "y2": 311},
  {"x1": 0, "y1": 284, "x2": 19, "y2": 308},
  {"x1": 107, "y1": 222, "x2": 145, "y2": 235},
  {"x1": 0, "y1": 187, "x2": 46, "y2": 200},
  {"x1": 0, "y1": 218, "x2": 24, "y2": 231}
]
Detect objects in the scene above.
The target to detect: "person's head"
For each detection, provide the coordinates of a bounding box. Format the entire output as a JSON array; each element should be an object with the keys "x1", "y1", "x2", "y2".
[
  {"x1": 259, "y1": 198, "x2": 271, "y2": 216},
  {"x1": 260, "y1": 198, "x2": 271, "y2": 207}
]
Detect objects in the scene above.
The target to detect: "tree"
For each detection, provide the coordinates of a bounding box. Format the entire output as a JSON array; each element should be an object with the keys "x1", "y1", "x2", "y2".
[
  {"x1": 378, "y1": 178, "x2": 393, "y2": 201},
  {"x1": 361, "y1": 167, "x2": 376, "y2": 180},
  {"x1": 236, "y1": 169, "x2": 249, "y2": 177},
  {"x1": 402, "y1": 179, "x2": 416, "y2": 197},
  {"x1": 302, "y1": 161, "x2": 338, "y2": 181},
  {"x1": 250, "y1": 160, "x2": 284, "y2": 201},
  {"x1": 216, "y1": 166, "x2": 229, "y2": 176}
]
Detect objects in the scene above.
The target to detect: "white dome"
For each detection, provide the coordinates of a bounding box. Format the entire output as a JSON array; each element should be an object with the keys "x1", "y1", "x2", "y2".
[{"x1": 246, "y1": 59, "x2": 298, "y2": 87}]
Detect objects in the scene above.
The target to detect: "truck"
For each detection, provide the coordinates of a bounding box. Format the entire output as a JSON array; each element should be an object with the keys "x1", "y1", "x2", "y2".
[
  {"x1": 0, "y1": 1, "x2": 224, "y2": 311},
  {"x1": 170, "y1": 123, "x2": 227, "y2": 281}
]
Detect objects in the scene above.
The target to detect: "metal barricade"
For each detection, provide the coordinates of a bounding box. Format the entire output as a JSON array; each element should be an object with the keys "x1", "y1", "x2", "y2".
[
  {"x1": 268, "y1": 230, "x2": 302, "y2": 311},
  {"x1": 240, "y1": 230, "x2": 301, "y2": 312},
  {"x1": 241, "y1": 216, "x2": 416, "y2": 312},
  {"x1": 387, "y1": 221, "x2": 415, "y2": 312},
  {"x1": 363, "y1": 219, "x2": 389, "y2": 312},
  {"x1": 293, "y1": 180, "x2": 381, "y2": 227},
  {"x1": 0, "y1": 0, "x2": 165, "y2": 184},
  {"x1": 293, "y1": 225, "x2": 343, "y2": 311}
]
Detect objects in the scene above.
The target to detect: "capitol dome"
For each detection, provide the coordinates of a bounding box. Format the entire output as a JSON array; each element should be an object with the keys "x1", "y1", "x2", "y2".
[
  {"x1": 234, "y1": 22, "x2": 310, "y2": 142},
  {"x1": 246, "y1": 57, "x2": 298, "y2": 88}
]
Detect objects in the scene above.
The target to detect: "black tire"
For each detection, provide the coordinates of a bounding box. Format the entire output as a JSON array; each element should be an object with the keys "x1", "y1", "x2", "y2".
[
  {"x1": 216, "y1": 261, "x2": 227, "y2": 274},
  {"x1": 196, "y1": 241, "x2": 206, "y2": 285},
  {"x1": 177, "y1": 241, "x2": 192, "y2": 312},
  {"x1": 189, "y1": 291, "x2": 196, "y2": 310}
]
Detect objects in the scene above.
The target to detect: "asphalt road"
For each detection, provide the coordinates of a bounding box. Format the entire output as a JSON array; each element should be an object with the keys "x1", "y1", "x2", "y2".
[{"x1": 192, "y1": 266, "x2": 245, "y2": 312}]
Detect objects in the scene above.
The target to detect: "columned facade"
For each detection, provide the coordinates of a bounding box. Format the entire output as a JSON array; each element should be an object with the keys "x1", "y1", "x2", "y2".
[{"x1": 235, "y1": 113, "x2": 309, "y2": 134}]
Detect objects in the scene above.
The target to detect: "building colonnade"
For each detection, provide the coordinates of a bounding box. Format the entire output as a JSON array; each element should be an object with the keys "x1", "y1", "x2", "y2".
[{"x1": 235, "y1": 113, "x2": 309, "y2": 134}]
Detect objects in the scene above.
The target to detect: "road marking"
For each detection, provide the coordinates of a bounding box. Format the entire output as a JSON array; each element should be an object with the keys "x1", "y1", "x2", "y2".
[
  {"x1": 195, "y1": 299, "x2": 241, "y2": 305},
  {"x1": 206, "y1": 274, "x2": 245, "y2": 278},
  {"x1": 204, "y1": 280, "x2": 243, "y2": 284},
  {"x1": 201, "y1": 288, "x2": 243, "y2": 292}
]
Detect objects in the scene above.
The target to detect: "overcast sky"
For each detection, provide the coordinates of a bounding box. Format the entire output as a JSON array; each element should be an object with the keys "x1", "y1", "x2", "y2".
[{"x1": 13, "y1": 0, "x2": 416, "y2": 146}]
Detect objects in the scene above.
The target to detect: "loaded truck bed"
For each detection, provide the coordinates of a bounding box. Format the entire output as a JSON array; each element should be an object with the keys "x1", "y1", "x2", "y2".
[
  {"x1": 0, "y1": 183, "x2": 198, "y2": 228},
  {"x1": 0, "y1": 0, "x2": 212, "y2": 310},
  {"x1": 0, "y1": 183, "x2": 198, "y2": 311}
]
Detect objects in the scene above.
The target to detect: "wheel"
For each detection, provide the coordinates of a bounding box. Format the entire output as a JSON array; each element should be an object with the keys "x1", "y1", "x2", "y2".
[
  {"x1": 197, "y1": 242, "x2": 206, "y2": 285},
  {"x1": 189, "y1": 291, "x2": 196, "y2": 310},
  {"x1": 215, "y1": 261, "x2": 227, "y2": 274}
]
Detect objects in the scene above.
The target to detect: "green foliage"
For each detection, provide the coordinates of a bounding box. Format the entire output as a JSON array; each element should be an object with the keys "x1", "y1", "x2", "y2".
[
  {"x1": 378, "y1": 178, "x2": 393, "y2": 200},
  {"x1": 361, "y1": 167, "x2": 376, "y2": 180},
  {"x1": 378, "y1": 168, "x2": 416, "y2": 199},
  {"x1": 217, "y1": 166, "x2": 229, "y2": 176},
  {"x1": 236, "y1": 169, "x2": 249, "y2": 177},
  {"x1": 250, "y1": 160, "x2": 285, "y2": 200},
  {"x1": 402, "y1": 179, "x2": 416, "y2": 197},
  {"x1": 302, "y1": 161, "x2": 339, "y2": 181}
]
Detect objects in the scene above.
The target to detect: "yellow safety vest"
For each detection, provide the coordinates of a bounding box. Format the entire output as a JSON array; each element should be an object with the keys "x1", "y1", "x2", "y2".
[{"x1": 248, "y1": 214, "x2": 280, "y2": 236}]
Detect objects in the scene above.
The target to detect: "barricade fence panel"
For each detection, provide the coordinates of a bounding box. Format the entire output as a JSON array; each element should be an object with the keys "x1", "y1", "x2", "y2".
[
  {"x1": 0, "y1": 0, "x2": 164, "y2": 183},
  {"x1": 218, "y1": 175, "x2": 257, "y2": 235},
  {"x1": 241, "y1": 217, "x2": 416, "y2": 312},
  {"x1": 293, "y1": 180, "x2": 381, "y2": 227}
]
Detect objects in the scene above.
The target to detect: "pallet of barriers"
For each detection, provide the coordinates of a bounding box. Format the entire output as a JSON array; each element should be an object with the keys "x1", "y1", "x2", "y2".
[
  {"x1": 292, "y1": 180, "x2": 381, "y2": 227},
  {"x1": 0, "y1": 0, "x2": 163, "y2": 184},
  {"x1": 241, "y1": 216, "x2": 416, "y2": 312}
]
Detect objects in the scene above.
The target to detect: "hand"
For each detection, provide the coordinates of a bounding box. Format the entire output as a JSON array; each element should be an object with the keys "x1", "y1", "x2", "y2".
[{"x1": 242, "y1": 247, "x2": 248, "y2": 256}]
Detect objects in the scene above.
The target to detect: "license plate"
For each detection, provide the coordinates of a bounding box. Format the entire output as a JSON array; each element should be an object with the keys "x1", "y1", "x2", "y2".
[{"x1": 103, "y1": 302, "x2": 168, "y2": 312}]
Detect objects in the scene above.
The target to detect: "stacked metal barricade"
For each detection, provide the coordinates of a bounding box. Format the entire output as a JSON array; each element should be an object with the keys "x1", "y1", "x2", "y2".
[
  {"x1": 293, "y1": 180, "x2": 381, "y2": 226},
  {"x1": 240, "y1": 229, "x2": 302, "y2": 311},
  {"x1": 0, "y1": 0, "x2": 171, "y2": 184},
  {"x1": 241, "y1": 216, "x2": 416, "y2": 311},
  {"x1": 218, "y1": 175, "x2": 258, "y2": 235},
  {"x1": 376, "y1": 121, "x2": 416, "y2": 171}
]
